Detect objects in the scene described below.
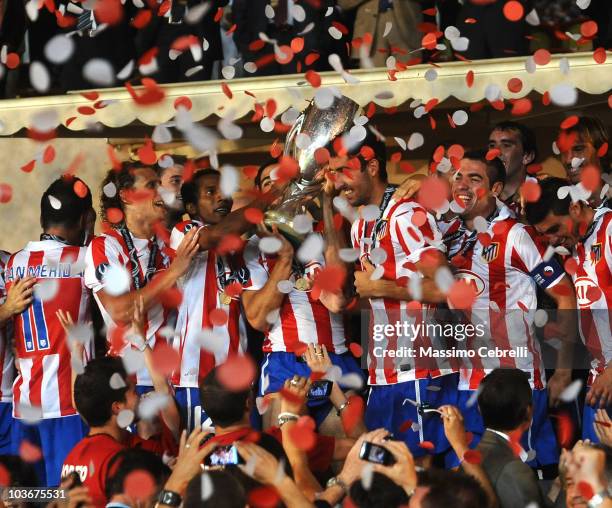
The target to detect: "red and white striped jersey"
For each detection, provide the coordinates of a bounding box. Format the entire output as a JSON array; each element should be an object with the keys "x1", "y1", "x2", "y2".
[
  {"x1": 4, "y1": 240, "x2": 91, "y2": 418},
  {"x1": 84, "y1": 230, "x2": 173, "y2": 386},
  {"x1": 0, "y1": 250, "x2": 15, "y2": 403},
  {"x1": 243, "y1": 234, "x2": 347, "y2": 354},
  {"x1": 572, "y1": 206, "x2": 612, "y2": 385},
  {"x1": 447, "y1": 202, "x2": 565, "y2": 390},
  {"x1": 169, "y1": 220, "x2": 248, "y2": 388},
  {"x1": 351, "y1": 197, "x2": 453, "y2": 386}
]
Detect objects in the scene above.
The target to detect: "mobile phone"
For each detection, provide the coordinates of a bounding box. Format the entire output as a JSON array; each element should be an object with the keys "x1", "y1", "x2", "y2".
[
  {"x1": 359, "y1": 441, "x2": 396, "y2": 466},
  {"x1": 205, "y1": 445, "x2": 244, "y2": 467},
  {"x1": 307, "y1": 380, "x2": 333, "y2": 400}
]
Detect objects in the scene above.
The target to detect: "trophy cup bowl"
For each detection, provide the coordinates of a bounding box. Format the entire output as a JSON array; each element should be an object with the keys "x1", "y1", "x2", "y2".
[{"x1": 264, "y1": 95, "x2": 361, "y2": 247}]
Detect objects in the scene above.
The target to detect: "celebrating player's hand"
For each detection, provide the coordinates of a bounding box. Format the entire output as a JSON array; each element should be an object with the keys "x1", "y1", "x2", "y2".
[
  {"x1": 354, "y1": 258, "x2": 379, "y2": 299},
  {"x1": 170, "y1": 226, "x2": 200, "y2": 277},
  {"x1": 439, "y1": 405, "x2": 471, "y2": 455},
  {"x1": 3, "y1": 276, "x2": 36, "y2": 316},
  {"x1": 593, "y1": 409, "x2": 612, "y2": 447},
  {"x1": 280, "y1": 375, "x2": 310, "y2": 415},
  {"x1": 131, "y1": 295, "x2": 146, "y2": 344},
  {"x1": 56, "y1": 310, "x2": 85, "y2": 358},
  {"x1": 304, "y1": 344, "x2": 332, "y2": 374},
  {"x1": 547, "y1": 368, "x2": 572, "y2": 408},
  {"x1": 256, "y1": 224, "x2": 294, "y2": 261},
  {"x1": 393, "y1": 176, "x2": 423, "y2": 201},
  {"x1": 236, "y1": 441, "x2": 286, "y2": 485},
  {"x1": 371, "y1": 439, "x2": 417, "y2": 498},
  {"x1": 586, "y1": 366, "x2": 612, "y2": 408}
]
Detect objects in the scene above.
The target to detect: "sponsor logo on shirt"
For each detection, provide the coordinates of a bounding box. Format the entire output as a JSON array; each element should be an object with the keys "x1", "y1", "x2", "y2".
[
  {"x1": 574, "y1": 277, "x2": 601, "y2": 308},
  {"x1": 455, "y1": 270, "x2": 486, "y2": 297}
]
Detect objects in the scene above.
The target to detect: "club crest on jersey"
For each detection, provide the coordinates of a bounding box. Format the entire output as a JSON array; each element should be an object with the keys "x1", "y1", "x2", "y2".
[
  {"x1": 480, "y1": 243, "x2": 500, "y2": 263},
  {"x1": 374, "y1": 220, "x2": 389, "y2": 240},
  {"x1": 455, "y1": 270, "x2": 486, "y2": 297},
  {"x1": 95, "y1": 262, "x2": 110, "y2": 282},
  {"x1": 591, "y1": 243, "x2": 602, "y2": 264}
]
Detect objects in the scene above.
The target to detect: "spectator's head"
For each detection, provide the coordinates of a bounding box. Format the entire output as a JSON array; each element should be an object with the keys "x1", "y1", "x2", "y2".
[
  {"x1": 184, "y1": 471, "x2": 248, "y2": 508},
  {"x1": 330, "y1": 128, "x2": 388, "y2": 207},
  {"x1": 559, "y1": 116, "x2": 610, "y2": 185},
  {"x1": 524, "y1": 177, "x2": 592, "y2": 251},
  {"x1": 451, "y1": 150, "x2": 506, "y2": 219},
  {"x1": 74, "y1": 357, "x2": 138, "y2": 428},
  {"x1": 410, "y1": 469, "x2": 488, "y2": 508},
  {"x1": 105, "y1": 449, "x2": 170, "y2": 508},
  {"x1": 349, "y1": 472, "x2": 410, "y2": 508},
  {"x1": 100, "y1": 161, "x2": 167, "y2": 228},
  {"x1": 478, "y1": 368, "x2": 532, "y2": 433},
  {"x1": 156, "y1": 155, "x2": 187, "y2": 211},
  {"x1": 200, "y1": 368, "x2": 251, "y2": 428},
  {"x1": 488, "y1": 121, "x2": 537, "y2": 183},
  {"x1": 40, "y1": 176, "x2": 94, "y2": 246},
  {"x1": 255, "y1": 159, "x2": 279, "y2": 193},
  {"x1": 181, "y1": 169, "x2": 232, "y2": 225},
  {"x1": 561, "y1": 443, "x2": 612, "y2": 508}
]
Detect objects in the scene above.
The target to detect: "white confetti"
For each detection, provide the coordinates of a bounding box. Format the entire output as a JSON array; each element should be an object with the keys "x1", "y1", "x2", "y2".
[
  {"x1": 220, "y1": 165, "x2": 239, "y2": 198},
  {"x1": 110, "y1": 372, "x2": 127, "y2": 389},
  {"x1": 221, "y1": 65, "x2": 235, "y2": 80},
  {"x1": 525, "y1": 8, "x2": 540, "y2": 26},
  {"x1": 559, "y1": 57, "x2": 570, "y2": 75},
  {"x1": 298, "y1": 22, "x2": 315, "y2": 36},
  {"x1": 394, "y1": 137, "x2": 407, "y2": 150},
  {"x1": 407, "y1": 132, "x2": 424, "y2": 150},
  {"x1": 525, "y1": 449, "x2": 537, "y2": 462},
  {"x1": 413, "y1": 106, "x2": 426, "y2": 119},
  {"x1": 45, "y1": 35, "x2": 74, "y2": 64},
  {"x1": 138, "y1": 392, "x2": 171, "y2": 420},
  {"x1": 445, "y1": 26, "x2": 460, "y2": 40},
  {"x1": 255, "y1": 396, "x2": 269, "y2": 415},
  {"x1": 295, "y1": 133, "x2": 312, "y2": 150},
  {"x1": 264, "y1": 4, "x2": 275, "y2": 18},
  {"x1": 466, "y1": 387, "x2": 480, "y2": 408},
  {"x1": 576, "y1": 0, "x2": 591, "y2": 9},
  {"x1": 550, "y1": 84, "x2": 578, "y2": 107},
  {"x1": 244, "y1": 61, "x2": 258, "y2": 74},
  {"x1": 185, "y1": 2, "x2": 211, "y2": 24},
  {"x1": 370, "y1": 265, "x2": 384, "y2": 281},
  {"x1": 450, "y1": 37, "x2": 469, "y2": 52},
  {"x1": 383, "y1": 21, "x2": 392, "y2": 38},
  {"x1": 291, "y1": 3, "x2": 306, "y2": 22},
  {"x1": 152, "y1": 124, "x2": 173, "y2": 144},
  {"x1": 349, "y1": 124, "x2": 367, "y2": 143},
  {"x1": 328, "y1": 26, "x2": 343, "y2": 40},
  {"x1": 375, "y1": 90, "x2": 394, "y2": 100},
  {"x1": 259, "y1": 236, "x2": 282, "y2": 254},
  {"x1": 183, "y1": 124, "x2": 218, "y2": 152},
  {"x1": 266, "y1": 308, "x2": 280, "y2": 324},
  {"x1": 473, "y1": 216, "x2": 488, "y2": 233},
  {"x1": 281, "y1": 107, "x2": 300, "y2": 125},
  {"x1": 534, "y1": 309, "x2": 548, "y2": 327},
  {"x1": 201, "y1": 473, "x2": 214, "y2": 501},
  {"x1": 17, "y1": 404, "x2": 43, "y2": 424},
  {"x1": 48, "y1": 195, "x2": 62, "y2": 210},
  {"x1": 218, "y1": 118, "x2": 243, "y2": 140},
  {"x1": 34, "y1": 279, "x2": 59, "y2": 302},
  {"x1": 361, "y1": 464, "x2": 374, "y2": 490},
  {"x1": 277, "y1": 280, "x2": 293, "y2": 294},
  {"x1": 314, "y1": 88, "x2": 334, "y2": 109},
  {"x1": 260, "y1": 117, "x2": 275, "y2": 132},
  {"x1": 26, "y1": 0, "x2": 39, "y2": 21},
  {"x1": 116, "y1": 59, "x2": 134, "y2": 80},
  {"x1": 424, "y1": 69, "x2": 438, "y2": 82},
  {"x1": 452, "y1": 110, "x2": 468, "y2": 126},
  {"x1": 102, "y1": 265, "x2": 131, "y2": 296},
  {"x1": 560, "y1": 379, "x2": 583, "y2": 402},
  {"x1": 117, "y1": 409, "x2": 135, "y2": 428},
  {"x1": 202, "y1": 38, "x2": 210, "y2": 52},
  {"x1": 297, "y1": 234, "x2": 324, "y2": 263},
  {"x1": 328, "y1": 53, "x2": 344, "y2": 74},
  {"x1": 369, "y1": 247, "x2": 387, "y2": 265},
  {"x1": 552, "y1": 141, "x2": 560, "y2": 156},
  {"x1": 339, "y1": 248, "x2": 360, "y2": 263},
  {"x1": 185, "y1": 65, "x2": 204, "y2": 77},
  {"x1": 83, "y1": 58, "x2": 114, "y2": 86},
  {"x1": 485, "y1": 84, "x2": 502, "y2": 102},
  {"x1": 30, "y1": 61, "x2": 50, "y2": 93},
  {"x1": 338, "y1": 372, "x2": 364, "y2": 390},
  {"x1": 293, "y1": 214, "x2": 313, "y2": 234},
  {"x1": 435, "y1": 266, "x2": 455, "y2": 293},
  {"x1": 103, "y1": 182, "x2": 117, "y2": 198},
  {"x1": 122, "y1": 348, "x2": 145, "y2": 374},
  {"x1": 525, "y1": 56, "x2": 536, "y2": 74},
  {"x1": 361, "y1": 205, "x2": 381, "y2": 222}
]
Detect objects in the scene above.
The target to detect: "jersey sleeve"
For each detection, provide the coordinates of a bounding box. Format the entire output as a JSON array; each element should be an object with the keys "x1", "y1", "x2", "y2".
[
  {"x1": 84, "y1": 236, "x2": 124, "y2": 293},
  {"x1": 392, "y1": 203, "x2": 445, "y2": 264},
  {"x1": 511, "y1": 225, "x2": 564, "y2": 289},
  {"x1": 242, "y1": 238, "x2": 269, "y2": 291}
]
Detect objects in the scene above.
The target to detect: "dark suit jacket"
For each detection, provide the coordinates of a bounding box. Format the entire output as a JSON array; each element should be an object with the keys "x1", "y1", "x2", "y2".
[{"x1": 477, "y1": 430, "x2": 548, "y2": 508}]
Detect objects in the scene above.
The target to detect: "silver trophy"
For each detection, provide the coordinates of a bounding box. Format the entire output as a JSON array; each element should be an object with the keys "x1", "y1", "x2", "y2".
[{"x1": 264, "y1": 95, "x2": 361, "y2": 246}]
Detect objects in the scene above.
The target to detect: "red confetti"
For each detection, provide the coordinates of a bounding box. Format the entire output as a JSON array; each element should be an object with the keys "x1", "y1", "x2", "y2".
[
  {"x1": 503, "y1": 1, "x2": 524, "y2": 21},
  {"x1": 349, "y1": 343, "x2": 363, "y2": 358},
  {"x1": 305, "y1": 53, "x2": 320, "y2": 66},
  {"x1": 137, "y1": 139, "x2": 157, "y2": 165},
  {"x1": 507, "y1": 77, "x2": 523, "y2": 93},
  {"x1": 580, "y1": 20, "x2": 598, "y2": 38},
  {"x1": 214, "y1": 7, "x2": 223, "y2": 22},
  {"x1": 341, "y1": 395, "x2": 364, "y2": 435},
  {"x1": 244, "y1": 208, "x2": 264, "y2": 224},
  {"x1": 81, "y1": 92, "x2": 99, "y2": 101},
  {"x1": 174, "y1": 96, "x2": 192, "y2": 110},
  {"x1": 419, "y1": 441, "x2": 435, "y2": 451},
  {"x1": 210, "y1": 308, "x2": 228, "y2": 326},
  {"x1": 288, "y1": 421, "x2": 316, "y2": 451},
  {"x1": 595, "y1": 420, "x2": 612, "y2": 428},
  {"x1": 222, "y1": 82, "x2": 233, "y2": 99},
  {"x1": 398, "y1": 419, "x2": 413, "y2": 433},
  {"x1": 0, "y1": 464, "x2": 10, "y2": 487},
  {"x1": 6, "y1": 53, "x2": 20, "y2": 69},
  {"x1": 151, "y1": 340, "x2": 180, "y2": 376},
  {"x1": 598, "y1": 142, "x2": 609, "y2": 158},
  {"x1": 313, "y1": 265, "x2": 346, "y2": 294},
  {"x1": 19, "y1": 441, "x2": 42, "y2": 463},
  {"x1": 291, "y1": 37, "x2": 305, "y2": 53},
  {"x1": 73, "y1": 180, "x2": 88, "y2": 198},
  {"x1": 417, "y1": 176, "x2": 449, "y2": 211},
  {"x1": 94, "y1": 0, "x2": 123, "y2": 25},
  {"x1": 593, "y1": 47, "x2": 607, "y2": 64},
  {"x1": 125, "y1": 81, "x2": 165, "y2": 106},
  {"x1": 581, "y1": 165, "x2": 601, "y2": 191},
  {"x1": 486, "y1": 148, "x2": 501, "y2": 160},
  {"x1": 305, "y1": 70, "x2": 322, "y2": 88},
  {"x1": 564, "y1": 258, "x2": 578, "y2": 276},
  {"x1": 520, "y1": 181, "x2": 541, "y2": 202},
  {"x1": 217, "y1": 355, "x2": 256, "y2": 391},
  {"x1": 248, "y1": 486, "x2": 280, "y2": 508},
  {"x1": 447, "y1": 280, "x2": 477, "y2": 309},
  {"x1": 106, "y1": 208, "x2": 124, "y2": 224},
  {"x1": 0, "y1": 184, "x2": 12, "y2": 204},
  {"x1": 533, "y1": 49, "x2": 551, "y2": 66},
  {"x1": 275, "y1": 45, "x2": 294, "y2": 65},
  {"x1": 43, "y1": 145, "x2": 56, "y2": 164},
  {"x1": 560, "y1": 115, "x2": 579, "y2": 129},
  {"x1": 422, "y1": 33, "x2": 438, "y2": 50},
  {"x1": 124, "y1": 470, "x2": 156, "y2": 501},
  {"x1": 556, "y1": 411, "x2": 574, "y2": 448},
  {"x1": 131, "y1": 9, "x2": 152, "y2": 28},
  {"x1": 577, "y1": 481, "x2": 595, "y2": 501},
  {"x1": 77, "y1": 106, "x2": 96, "y2": 116},
  {"x1": 21, "y1": 160, "x2": 36, "y2": 173}
]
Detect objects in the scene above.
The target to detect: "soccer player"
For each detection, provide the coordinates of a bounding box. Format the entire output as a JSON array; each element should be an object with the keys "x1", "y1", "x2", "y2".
[
  {"x1": 170, "y1": 169, "x2": 271, "y2": 430},
  {"x1": 488, "y1": 121, "x2": 538, "y2": 215},
  {"x1": 327, "y1": 129, "x2": 458, "y2": 461},
  {"x1": 448, "y1": 151, "x2": 577, "y2": 474},
  {"x1": 558, "y1": 115, "x2": 611, "y2": 208},
  {"x1": 243, "y1": 163, "x2": 362, "y2": 432},
  {"x1": 525, "y1": 177, "x2": 612, "y2": 442},
  {"x1": 85, "y1": 162, "x2": 200, "y2": 389},
  {"x1": 0, "y1": 254, "x2": 36, "y2": 454},
  {"x1": 5, "y1": 176, "x2": 94, "y2": 486}
]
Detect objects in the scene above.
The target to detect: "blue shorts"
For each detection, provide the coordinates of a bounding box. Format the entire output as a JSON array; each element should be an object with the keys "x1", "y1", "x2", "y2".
[
  {"x1": 582, "y1": 390, "x2": 611, "y2": 442},
  {"x1": 174, "y1": 387, "x2": 213, "y2": 432},
  {"x1": 259, "y1": 351, "x2": 364, "y2": 427},
  {"x1": 11, "y1": 415, "x2": 88, "y2": 487},
  {"x1": 454, "y1": 388, "x2": 558, "y2": 468},
  {"x1": 0, "y1": 402, "x2": 13, "y2": 455},
  {"x1": 365, "y1": 374, "x2": 459, "y2": 458}
]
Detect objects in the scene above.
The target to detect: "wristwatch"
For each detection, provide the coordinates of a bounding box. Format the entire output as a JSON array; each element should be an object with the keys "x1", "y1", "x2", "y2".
[
  {"x1": 588, "y1": 491, "x2": 611, "y2": 508},
  {"x1": 326, "y1": 476, "x2": 348, "y2": 495},
  {"x1": 277, "y1": 412, "x2": 299, "y2": 427},
  {"x1": 157, "y1": 490, "x2": 182, "y2": 507}
]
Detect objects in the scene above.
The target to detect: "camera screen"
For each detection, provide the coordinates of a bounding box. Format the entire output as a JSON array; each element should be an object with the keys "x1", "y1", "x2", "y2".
[
  {"x1": 367, "y1": 445, "x2": 388, "y2": 464},
  {"x1": 208, "y1": 446, "x2": 239, "y2": 466},
  {"x1": 309, "y1": 385, "x2": 328, "y2": 397}
]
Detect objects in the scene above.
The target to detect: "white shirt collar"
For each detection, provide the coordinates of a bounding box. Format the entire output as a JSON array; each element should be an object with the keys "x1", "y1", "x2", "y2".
[{"x1": 486, "y1": 428, "x2": 529, "y2": 462}]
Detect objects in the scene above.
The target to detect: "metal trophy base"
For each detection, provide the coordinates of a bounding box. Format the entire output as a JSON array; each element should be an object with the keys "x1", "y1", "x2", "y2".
[{"x1": 263, "y1": 210, "x2": 305, "y2": 249}]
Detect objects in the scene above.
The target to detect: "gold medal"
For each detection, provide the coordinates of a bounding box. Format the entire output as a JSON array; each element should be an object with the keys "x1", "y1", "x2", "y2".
[
  {"x1": 220, "y1": 292, "x2": 232, "y2": 305},
  {"x1": 295, "y1": 277, "x2": 310, "y2": 291}
]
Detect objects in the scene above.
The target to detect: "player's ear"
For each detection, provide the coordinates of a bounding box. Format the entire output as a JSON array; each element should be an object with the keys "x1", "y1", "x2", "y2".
[
  {"x1": 491, "y1": 180, "x2": 504, "y2": 197},
  {"x1": 366, "y1": 158, "x2": 379, "y2": 179},
  {"x1": 185, "y1": 202, "x2": 196, "y2": 216},
  {"x1": 568, "y1": 201, "x2": 583, "y2": 220},
  {"x1": 522, "y1": 150, "x2": 535, "y2": 167}
]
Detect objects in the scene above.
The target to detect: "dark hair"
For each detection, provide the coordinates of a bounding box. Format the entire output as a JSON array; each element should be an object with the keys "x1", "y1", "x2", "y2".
[
  {"x1": 74, "y1": 357, "x2": 129, "y2": 427},
  {"x1": 105, "y1": 448, "x2": 170, "y2": 500},
  {"x1": 99, "y1": 161, "x2": 152, "y2": 224},
  {"x1": 562, "y1": 115, "x2": 610, "y2": 174},
  {"x1": 184, "y1": 470, "x2": 248, "y2": 508},
  {"x1": 0, "y1": 455, "x2": 39, "y2": 488},
  {"x1": 326, "y1": 127, "x2": 388, "y2": 182},
  {"x1": 156, "y1": 154, "x2": 189, "y2": 177},
  {"x1": 180, "y1": 169, "x2": 221, "y2": 208},
  {"x1": 478, "y1": 368, "x2": 532, "y2": 431},
  {"x1": 462, "y1": 149, "x2": 506, "y2": 188},
  {"x1": 492, "y1": 121, "x2": 538, "y2": 162},
  {"x1": 254, "y1": 158, "x2": 278, "y2": 190},
  {"x1": 348, "y1": 472, "x2": 409, "y2": 508},
  {"x1": 200, "y1": 368, "x2": 250, "y2": 427},
  {"x1": 418, "y1": 469, "x2": 488, "y2": 508},
  {"x1": 524, "y1": 177, "x2": 572, "y2": 226},
  {"x1": 40, "y1": 176, "x2": 92, "y2": 230}
]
